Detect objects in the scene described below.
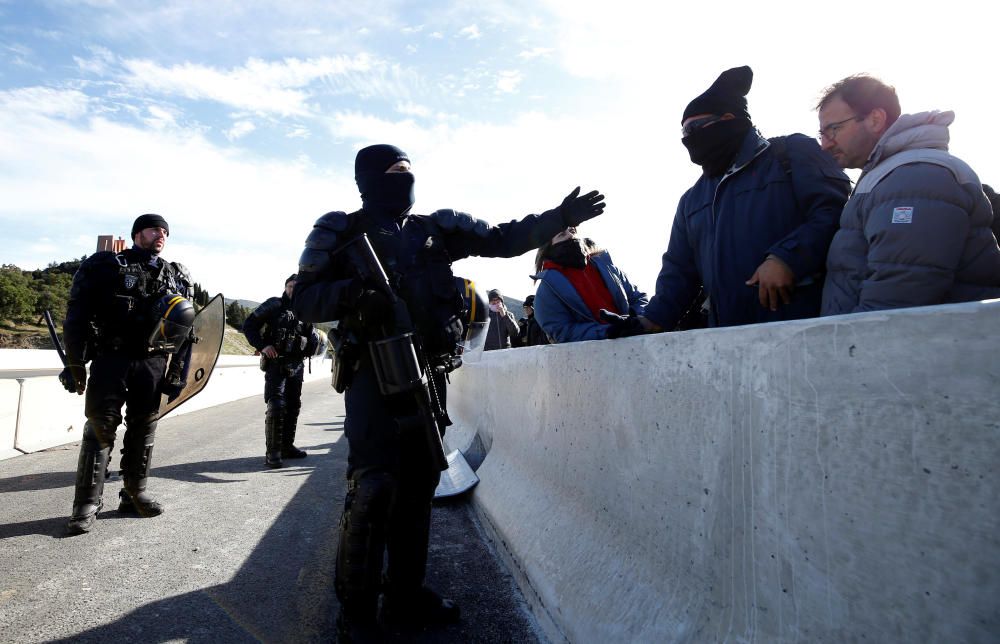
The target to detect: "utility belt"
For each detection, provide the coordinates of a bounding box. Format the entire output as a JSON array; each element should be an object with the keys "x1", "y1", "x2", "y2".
[{"x1": 330, "y1": 330, "x2": 459, "y2": 395}]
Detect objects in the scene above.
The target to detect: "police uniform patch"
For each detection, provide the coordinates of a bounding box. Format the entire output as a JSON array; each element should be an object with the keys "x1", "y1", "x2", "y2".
[
  {"x1": 123, "y1": 275, "x2": 138, "y2": 289},
  {"x1": 891, "y1": 206, "x2": 913, "y2": 224}
]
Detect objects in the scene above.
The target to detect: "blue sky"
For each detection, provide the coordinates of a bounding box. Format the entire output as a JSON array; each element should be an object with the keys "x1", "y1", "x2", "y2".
[{"x1": 1, "y1": 1, "x2": 994, "y2": 304}]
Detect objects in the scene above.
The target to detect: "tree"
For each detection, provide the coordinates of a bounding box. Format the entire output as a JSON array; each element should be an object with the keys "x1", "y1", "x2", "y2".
[
  {"x1": 0, "y1": 265, "x2": 38, "y2": 323},
  {"x1": 226, "y1": 300, "x2": 248, "y2": 328},
  {"x1": 34, "y1": 272, "x2": 74, "y2": 322}
]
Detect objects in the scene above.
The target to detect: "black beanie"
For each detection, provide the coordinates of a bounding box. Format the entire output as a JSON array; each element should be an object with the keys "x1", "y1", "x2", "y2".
[
  {"x1": 487, "y1": 289, "x2": 502, "y2": 301},
  {"x1": 131, "y1": 213, "x2": 169, "y2": 238},
  {"x1": 524, "y1": 294, "x2": 535, "y2": 307},
  {"x1": 682, "y1": 66, "x2": 753, "y2": 123},
  {"x1": 355, "y1": 144, "x2": 410, "y2": 196}
]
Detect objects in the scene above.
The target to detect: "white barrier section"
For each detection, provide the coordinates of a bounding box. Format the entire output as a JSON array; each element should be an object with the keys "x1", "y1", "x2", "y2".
[
  {"x1": 0, "y1": 350, "x2": 329, "y2": 458},
  {"x1": 446, "y1": 300, "x2": 1000, "y2": 643},
  {"x1": 0, "y1": 380, "x2": 21, "y2": 461}
]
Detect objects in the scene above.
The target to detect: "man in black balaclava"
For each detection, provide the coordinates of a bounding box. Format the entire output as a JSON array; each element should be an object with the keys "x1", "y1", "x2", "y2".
[
  {"x1": 640, "y1": 66, "x2": 851, "y2": 330},
  {"x1": 292, "y1": 143, "x2": 605, "y2": 639}
]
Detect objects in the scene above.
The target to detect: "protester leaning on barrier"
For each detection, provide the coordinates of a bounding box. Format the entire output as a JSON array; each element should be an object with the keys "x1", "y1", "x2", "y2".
[
  {"x1": 532, "y1": 226, "x2": 648, "y2": 342},
  {"x1": 484, "y1": 288, "x2": 519, "y2": 350},
  {"x1": 640, "y1": 65, "x2": 850, "y2": 333},
  {"x1": 816, "y1": 74, "x2": 1000, "y2": 314},
  {"x1": 514, "y1": 294, "x2": 548, "y2": 347},
  {"x1": 291, "y1": 143, "x2": 605, "y2": 639},
  {"x1": 61, "y1": 214, "x2": 195, "y2": 535},
  {"x1": 241, "y1": 273, "x2": 320, "y2": 469}
]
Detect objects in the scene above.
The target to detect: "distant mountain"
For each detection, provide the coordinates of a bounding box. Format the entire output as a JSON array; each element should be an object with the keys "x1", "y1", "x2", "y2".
[{"x1": 223, "y1": 297, "x2": 261, "y2": 311}]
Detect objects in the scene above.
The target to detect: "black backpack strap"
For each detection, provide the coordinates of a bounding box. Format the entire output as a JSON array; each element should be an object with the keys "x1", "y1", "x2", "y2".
[{"x1": 769, "y1": 136, "x2": 792, "y2": 176}]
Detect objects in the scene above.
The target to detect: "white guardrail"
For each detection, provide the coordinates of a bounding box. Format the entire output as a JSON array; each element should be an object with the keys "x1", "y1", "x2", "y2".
[
  {"x1": 444, "y1": 299, "x2": 1000, "y2": 643},
  {"x1": 0, "y1": 350, "x2": 328, "y2": 461}
]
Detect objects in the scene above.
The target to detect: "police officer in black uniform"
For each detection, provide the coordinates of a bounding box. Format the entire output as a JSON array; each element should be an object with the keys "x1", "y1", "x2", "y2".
[
  {"x1": 62, "y1": 214, "x2": 195, "y2": 535},
  {"x1": 293, "y1": 144, "x2": 605, "y2": 638},
  {"x1": 242, "y1": 273, "x2": 319, "y2": 468}
]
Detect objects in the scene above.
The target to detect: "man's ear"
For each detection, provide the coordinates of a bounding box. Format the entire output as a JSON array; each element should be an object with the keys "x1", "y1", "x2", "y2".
[{"x1": 867, "y1": 108, "x2": 889, "y2": 135}]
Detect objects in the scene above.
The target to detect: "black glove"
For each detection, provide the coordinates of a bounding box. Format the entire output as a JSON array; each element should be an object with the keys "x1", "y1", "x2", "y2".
[
  {"x1": 599, "y1": 309, "x2": 645, "y2": 339},
  {"x1": 356, "y1": 289, "x2": 394, "y2": 327},
  {"x1": 59, "y1": 364, "x2": 87, "y2": 395},
  {"x1": 160, "y1": 381, "x2": 185, "y2": 403},
  {"x1": 558, "y1": 186, "x2": 606, "y2": 227}
]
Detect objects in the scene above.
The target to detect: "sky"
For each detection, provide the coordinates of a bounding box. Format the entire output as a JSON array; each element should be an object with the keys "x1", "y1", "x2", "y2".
[{"x1": 0, "y1": 0, "x2": 994, "y2": 305}]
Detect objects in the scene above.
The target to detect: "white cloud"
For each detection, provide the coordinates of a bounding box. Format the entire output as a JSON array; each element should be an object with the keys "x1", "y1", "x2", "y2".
[
  {"x1": 495, "y1": 70, "x2": 523, "y2": 94},
  {"x1": 0, "y1": 87, "x2": 92, "y2": 119},
  {"x1": 143, "y1": 104, "x2": 179, "y2": 129},
  {"x1": 286, "y1": 125, "x2": 311, "y2": 139},
  {"x1": 119, "y1": 55, "x2": 381, "y2": 117},
  {"x1": 459, "y1": 24, "x2": 481, "y2": 40},
  {"x1": 429, "y1": 31, "x2": 444, "y2": 39},
  {"x1": 517, "y1": 47, "x2": 553, "y2": 61},
  {"x1": 395, "y1": 102, "x2": 431, "y2": 118},
  {"x1": 225, "y1": 119, "x2": 256, "y2": 141},
  {"x1": 73, "y1": 45, "x2": 116, "y2": 75}
]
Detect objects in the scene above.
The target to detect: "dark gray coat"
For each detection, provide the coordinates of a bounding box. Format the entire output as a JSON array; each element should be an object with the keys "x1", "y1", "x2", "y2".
[{"x1": 822, "y1": 111, "x2": 1000, "y2": 315}]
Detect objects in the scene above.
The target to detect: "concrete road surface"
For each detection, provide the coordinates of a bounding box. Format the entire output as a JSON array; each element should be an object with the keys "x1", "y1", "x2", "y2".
[{"x1": 0, "y1": 379, "x2": 541, "y2": 643}]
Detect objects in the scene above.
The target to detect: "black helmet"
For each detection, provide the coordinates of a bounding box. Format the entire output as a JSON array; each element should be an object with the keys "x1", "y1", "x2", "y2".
[
  {"x1": 454, "y1": 276, "x2": 489, "y2": 355},
  {"x1": 148, "y1": 292, "x2": 195, "y2": 352}
]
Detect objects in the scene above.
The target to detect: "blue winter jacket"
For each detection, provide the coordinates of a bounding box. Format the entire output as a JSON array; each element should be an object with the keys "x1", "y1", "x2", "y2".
[
  {"x1": 643, "y1": 130, "x2": 850, "y2": 328},
  {"x1": 533, "y1": 251, "x2": 648, "y2": 343}
]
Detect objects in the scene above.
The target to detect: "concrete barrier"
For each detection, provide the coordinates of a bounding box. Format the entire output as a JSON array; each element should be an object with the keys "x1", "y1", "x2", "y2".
[
  {"x1": 0, "y1": 350, "x2": 329, "y2": 459},
  {"x1": 446, "y1": 300, "x2": 1000, "y2": 643}
]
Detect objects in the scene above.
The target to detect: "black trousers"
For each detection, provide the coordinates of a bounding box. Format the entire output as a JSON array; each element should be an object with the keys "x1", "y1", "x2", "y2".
[
  {"x1": 263, "y1": 359, "x2": 304, "y2": 416},
  {"x1": 337, "y1": 358, "x2": 442, "y2": 606},
  {"x1": 82, "y1": 353, "x2": 167, "y2": 473}
]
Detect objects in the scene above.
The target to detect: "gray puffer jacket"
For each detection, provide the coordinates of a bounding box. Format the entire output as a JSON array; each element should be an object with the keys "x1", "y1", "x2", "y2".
[{"x1": 822, "y1": 110, "x2": 1000, "y2": 315}]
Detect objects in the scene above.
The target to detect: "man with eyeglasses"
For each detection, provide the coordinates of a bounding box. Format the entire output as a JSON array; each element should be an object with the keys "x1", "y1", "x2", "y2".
[
  {"x1": 640, "y1": 66, "x2": 850, "y2": 332},
  {"x1": 816, "y1": 74, "x2": 1000, "y2": 314}
]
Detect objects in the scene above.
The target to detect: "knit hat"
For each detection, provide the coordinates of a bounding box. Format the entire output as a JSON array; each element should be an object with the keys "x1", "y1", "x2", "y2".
[
  {"x1": 487, "y1": 289, "x2": 502, "y2": 301},
  {"x1": 131, "y1": 213, "x2": 169, "y2": 238},
  {"x1": 682, "y1": 66, "x2": 753, "y2": 122},
  {"x1": 524, "y1": 295, "x2": 535, "y2": 307}
]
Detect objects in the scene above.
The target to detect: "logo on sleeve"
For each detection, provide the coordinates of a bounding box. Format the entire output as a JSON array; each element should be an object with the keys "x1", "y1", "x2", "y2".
[{"x1": 891, "y1": 207, "x2": 914, "y2": 224}]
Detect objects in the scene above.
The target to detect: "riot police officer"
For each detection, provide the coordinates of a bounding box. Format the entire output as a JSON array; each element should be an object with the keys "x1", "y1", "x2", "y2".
[
  {"x1": 293, "y1": 144, "x2": 605, "y2": 638},
  {"x1": 242, "y1": 274, "x2": 319, "y2": 468},
  {"x1": 62, "y1": 214, "x2": 195, "y2": 535}
]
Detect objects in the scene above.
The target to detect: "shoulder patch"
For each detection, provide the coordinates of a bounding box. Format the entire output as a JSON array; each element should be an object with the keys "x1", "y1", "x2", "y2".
[
  {"x1": 891, "y1": 206, "x2": 914, "y2": 224},
  {"x1": 430, "y1": 208, "x2": 490, "y2": 237}
]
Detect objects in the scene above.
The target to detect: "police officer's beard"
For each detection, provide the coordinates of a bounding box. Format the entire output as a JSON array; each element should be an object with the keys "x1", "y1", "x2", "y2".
[
  {"x1": 361, "y1": 172, "x2": 416, "y2": 222},
  {"x1": 682, "y1": 119, "x2": 752, "y2": 177},
  {"x1": 546, "y1": 238, "x2": 589, "y2": 269}
]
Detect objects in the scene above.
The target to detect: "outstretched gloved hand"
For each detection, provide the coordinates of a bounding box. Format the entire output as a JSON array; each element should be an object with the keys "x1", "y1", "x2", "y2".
[
  {"x1": 59, "y1": 364, "x2": 87, "y2": 395},
  {"x1": 558, "y1": 187, "x2": 606, "y2": 227},
  {"x1": 599, "y1": 309, "x2": 645, "y2": 339}
]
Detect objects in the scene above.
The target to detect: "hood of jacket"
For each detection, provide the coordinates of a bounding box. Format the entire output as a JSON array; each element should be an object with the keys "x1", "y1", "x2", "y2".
[{"x1": 866, "y1": 110, "x2": 953, "y2": 169}]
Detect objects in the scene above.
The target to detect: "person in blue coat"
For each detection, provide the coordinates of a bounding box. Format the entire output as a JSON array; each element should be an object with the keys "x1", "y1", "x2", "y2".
[
  {"x1": 533, "y1": 226, "x2": 648, "y2": 343},
  {"x1": 641, "y1": 66, "x2": 850, "y2": 331}
]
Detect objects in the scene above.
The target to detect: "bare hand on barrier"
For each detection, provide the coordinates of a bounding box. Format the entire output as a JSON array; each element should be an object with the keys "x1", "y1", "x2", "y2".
[{"x1": 746, "y1": 255, "x2": 795, "y2": 311}]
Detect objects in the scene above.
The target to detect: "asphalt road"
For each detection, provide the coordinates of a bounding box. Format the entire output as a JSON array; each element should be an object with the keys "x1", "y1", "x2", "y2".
[{"x1": 0, "y1": 379, "x2": 541, "y2": 643}]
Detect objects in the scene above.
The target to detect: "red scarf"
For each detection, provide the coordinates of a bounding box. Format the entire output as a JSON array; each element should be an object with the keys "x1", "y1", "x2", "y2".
[{"x1": 543, "y1": 259, "x2": 620, "y2": 322}]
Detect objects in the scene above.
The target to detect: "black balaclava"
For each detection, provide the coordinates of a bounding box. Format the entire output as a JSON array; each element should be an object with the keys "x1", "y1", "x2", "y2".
[
  {"x1": 681, "y1": 66, "x2": 754, "y2": 177},
  {"x1": 355, "y1": 144, "x2": 415, "y2": 220},
  {"x1": 546, "y1": 238, "x2": 589, "y2": 269}
]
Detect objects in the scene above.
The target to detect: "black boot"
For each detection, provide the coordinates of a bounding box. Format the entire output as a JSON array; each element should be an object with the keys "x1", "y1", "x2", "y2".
[
  {"x1": 281, "y1": 409, "x2": 307, "y2": 459},
  {"x1": 119, "y1": 427, "x2": 163, "y2": 517},
  {"x1": 66, "y1": 444, "x2": 111, "y2": 535},
  {"x1": 380, "y1": 586, "x2": 460, "y2": 630},
  {"x1": 265, "y1": 408, "x2": 284, "y2": 468}
]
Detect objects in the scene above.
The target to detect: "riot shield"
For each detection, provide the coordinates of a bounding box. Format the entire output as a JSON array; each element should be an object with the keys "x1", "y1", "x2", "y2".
[{"x1": 158, "y1": 293, "x2": 226, "y2": 417}]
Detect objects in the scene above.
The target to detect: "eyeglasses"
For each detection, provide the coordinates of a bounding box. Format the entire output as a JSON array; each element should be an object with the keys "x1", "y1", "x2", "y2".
[
  {"x1": 818, "y1": 114, "x2": 864, "y2": 142},
  {"x1": 682, "y1": 115, "x2": 725, "y2": 138}
]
